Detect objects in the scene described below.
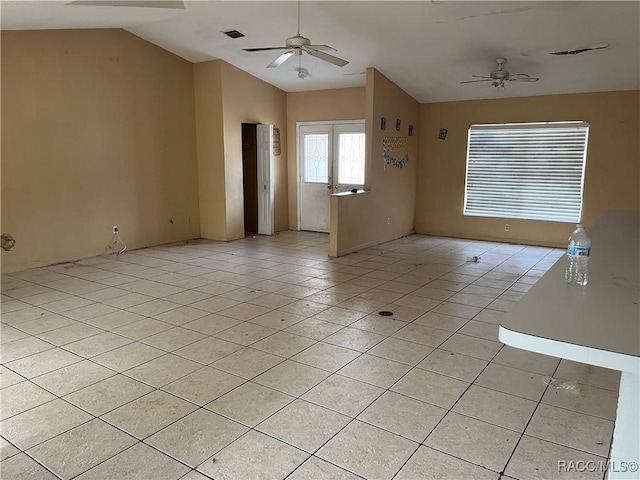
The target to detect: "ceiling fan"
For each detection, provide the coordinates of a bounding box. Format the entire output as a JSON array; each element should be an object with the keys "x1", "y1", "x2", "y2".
[
  {"x1": 461, "y1": 57, "x2": 539, "y2": 89},
  {"x1": 243, "y1": 0, "x2": 348, "y2": 68}
]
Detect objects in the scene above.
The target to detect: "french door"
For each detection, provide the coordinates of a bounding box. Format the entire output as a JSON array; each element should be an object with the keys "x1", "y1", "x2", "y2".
[{"x1": 298, "y1": 121, "x2": 365, "y2": 232}]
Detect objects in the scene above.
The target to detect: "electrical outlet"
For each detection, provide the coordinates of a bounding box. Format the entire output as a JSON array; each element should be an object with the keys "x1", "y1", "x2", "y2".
[
  {"x1": 113, "y1": 225, "x2": 118, "y2": 234},
  {"x1": 504, "y1": 224, "x2": 510, "y2": 232},
  {"x1": 387, "y1": 217, "x2": 391, "y2": 225}
]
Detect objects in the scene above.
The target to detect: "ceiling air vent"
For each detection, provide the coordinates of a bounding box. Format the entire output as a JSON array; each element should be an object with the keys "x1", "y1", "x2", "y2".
[{"x1": 223, "y1": 30, "x2": 245, "y2": 39}]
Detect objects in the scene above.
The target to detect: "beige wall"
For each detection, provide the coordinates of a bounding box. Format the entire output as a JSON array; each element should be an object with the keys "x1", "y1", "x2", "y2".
[
  {"x1": 219, "y1": 61, "x2": 288, "y2": 238},
  {"x1": 194, "y1": 61, "x2": 226, "y2": 240},
  {"x1": 6, "y1": 29, "x2": 634, "y2": 272},
  {"x1": 193, "y1": 60, "x2": 288, "y2": 240},
  {"x1": 330, "y1": 69, "x2": 419, "y2": 256},
  {"x1": 286, "y1": 87, "x2": 365, "y2": 228},
  {"x1": 416, "y1": 91, "x2": 640, "y2": 247},
  {"x1": 1, "y1": 29, "x2": 200, "y2": 272}
]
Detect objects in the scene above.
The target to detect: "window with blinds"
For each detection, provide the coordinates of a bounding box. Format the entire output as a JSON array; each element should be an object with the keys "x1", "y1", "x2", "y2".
[{"x1": 463, "y1": 122, "x2": 589, "y2": 223}]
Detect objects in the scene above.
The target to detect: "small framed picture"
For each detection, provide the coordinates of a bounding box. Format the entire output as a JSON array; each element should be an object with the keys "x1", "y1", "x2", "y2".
[
  {"x1": 408, "y1": 125, "x2": 414, "y2": 137},
  {"x1": 381, "y1": 117, "x2": 386, "y2": 130},
  {"x1": 395, "y1": 119, "x2": 401, "y2": 131}
]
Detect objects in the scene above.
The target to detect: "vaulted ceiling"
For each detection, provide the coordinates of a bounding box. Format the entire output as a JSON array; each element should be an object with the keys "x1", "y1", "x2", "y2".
[{"x1": 2, "y1": 1, "x2": 639, "y2": 103}]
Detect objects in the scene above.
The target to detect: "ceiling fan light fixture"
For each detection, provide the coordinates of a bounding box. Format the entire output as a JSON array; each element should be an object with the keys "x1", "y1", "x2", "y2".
[{"x1": 297, "y1": 68, "x2": 309, "y2": 80}]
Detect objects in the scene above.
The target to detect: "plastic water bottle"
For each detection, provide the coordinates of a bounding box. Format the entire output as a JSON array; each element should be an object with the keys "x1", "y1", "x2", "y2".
[{"x1": 565, "y1": 224, "x2": 591, "y2": 286}]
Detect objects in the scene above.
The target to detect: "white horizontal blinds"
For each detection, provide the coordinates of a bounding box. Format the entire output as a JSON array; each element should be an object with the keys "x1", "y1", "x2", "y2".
[{"x1": 464, "y1": 122, "x2": 589, "y2": 222}]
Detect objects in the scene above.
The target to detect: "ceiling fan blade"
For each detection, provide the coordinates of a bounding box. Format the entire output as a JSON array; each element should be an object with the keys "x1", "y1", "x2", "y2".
[
  {"x1": 267, "y1": 51, "x2": 295, "y2": 68},
  {"x1": 303, "y1": 47, "x2": 348, "y2": 67},
  {"x1": 243, "y1": 47, "x2": 289, "y2": 52},
  {"x1": 509, "y1": 75, "x2": 539, "y2": 82},
  {"x1": 460, "y1": 79, "x2": 492, "y2": 84},
  {"x1": 470, "y1": 74, "x2": 492, "y2": 79},
  {"x1": 307, "y1": 44, "x2": 337, "y2": 52},
  {"x1": 67, "y1": 0, "x2": 184, "y2": 8}
]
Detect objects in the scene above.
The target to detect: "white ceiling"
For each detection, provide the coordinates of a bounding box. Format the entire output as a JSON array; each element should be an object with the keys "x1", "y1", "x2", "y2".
[{"x1": 2, "y1": 1, "x2": 639, "y2": 103}]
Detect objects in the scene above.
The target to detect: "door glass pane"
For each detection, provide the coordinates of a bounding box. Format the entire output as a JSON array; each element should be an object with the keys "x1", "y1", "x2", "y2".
[
  {"x1": 338, "y1": 133, "x2": 365, "y2": 185},
  {"x1": 304, "y1": 134, "x2": 329, "y2": 183}
]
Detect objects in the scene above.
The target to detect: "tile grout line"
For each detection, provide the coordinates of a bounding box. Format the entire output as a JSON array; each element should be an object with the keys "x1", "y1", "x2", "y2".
[
  {"x1": 2, "y1": 235, "x2": 588, "y2": 480},
  {"x1": 496, "y1": 358, "x2": 563, "y2": 479},
  {"x1": 388, "y1": 339, "x2": 508, "y2": 480}
]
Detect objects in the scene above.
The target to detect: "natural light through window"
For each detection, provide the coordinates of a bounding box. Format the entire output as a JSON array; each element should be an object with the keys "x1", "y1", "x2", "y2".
[
  {"x1": 337, "y1": 133, "x2": 365, "y2": 186},
  {"x1": 303, "y1": 134, "x2": 329, "y2": 183},
  {"x1": 464, "y1": 121, "x2": 589, "y2": 223}
]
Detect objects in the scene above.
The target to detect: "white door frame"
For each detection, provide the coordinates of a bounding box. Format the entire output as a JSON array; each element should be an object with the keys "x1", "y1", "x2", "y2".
[
  {"x1": 257, "y1": 124, "x2": 274, "y2": 235},
  {"x1": 296, "y1": 120, "x2": 365, "y2": 231}
]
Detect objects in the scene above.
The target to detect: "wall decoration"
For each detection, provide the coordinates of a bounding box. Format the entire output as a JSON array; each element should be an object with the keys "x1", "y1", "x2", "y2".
[
  {"x1": 438, "y1": 128, "x2": 448, "y2": 140},
  {"x1": 408, "y1": 125, "x2": 414, "y2": 137},
  {"x1": 395, "y1": 119, "x2": 401, "y2": 131},
  {"x1": 273, "y1": 127, "x2": 281, "y2": 155},
  {"x1": 381, "y1": 117, "x2": 387, "y2": 130},
  {"x1": 382, "y1": 136, "x2": 409, "y2": 169}
]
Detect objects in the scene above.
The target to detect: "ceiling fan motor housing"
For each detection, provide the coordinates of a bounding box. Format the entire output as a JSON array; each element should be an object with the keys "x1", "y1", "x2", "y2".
[
  {"x1": 286, "y1": 35, "x2": 311, "y2": 48},
  {"x1": 491, "y1": 57, "x2": 509, "y2": 80},
  {"x1": 491, "y1": 70, "x2": 509, "y2": 80}
]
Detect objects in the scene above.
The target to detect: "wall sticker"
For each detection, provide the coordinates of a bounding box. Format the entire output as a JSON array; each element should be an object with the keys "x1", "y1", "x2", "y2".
[{"x1": 382, "y1": 136, "x2": 409, "y2": 169}]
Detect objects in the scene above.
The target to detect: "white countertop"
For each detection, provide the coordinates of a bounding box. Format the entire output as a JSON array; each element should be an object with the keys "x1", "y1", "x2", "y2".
[{"x1": 499, "y1": 211, "x2": 639, "y2": 373}]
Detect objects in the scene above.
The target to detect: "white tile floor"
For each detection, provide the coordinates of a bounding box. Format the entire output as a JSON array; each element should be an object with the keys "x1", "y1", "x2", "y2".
[{"x1": 0, "y1": 232, "x2": 620, "y2": 480}]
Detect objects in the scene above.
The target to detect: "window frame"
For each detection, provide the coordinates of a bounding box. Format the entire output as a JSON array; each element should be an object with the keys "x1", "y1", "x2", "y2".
[{"x1": 463, "y1": 121, "x2": 590, "y2": 223}]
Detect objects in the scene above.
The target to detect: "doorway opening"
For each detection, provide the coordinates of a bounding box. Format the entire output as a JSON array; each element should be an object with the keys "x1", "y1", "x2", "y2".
[
  {"x1": 298, "y1": 120, "x2": 366, "y2": 233},
  {"x1": 242, "y1": 123, "x2": 258, "y2": 236}
]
